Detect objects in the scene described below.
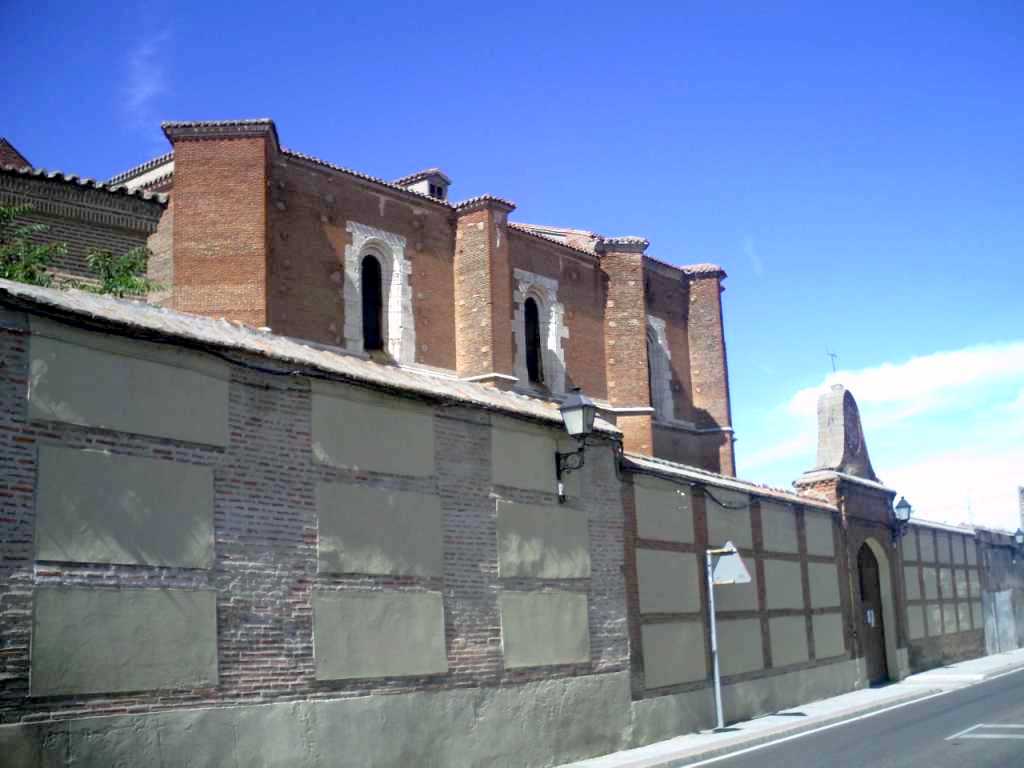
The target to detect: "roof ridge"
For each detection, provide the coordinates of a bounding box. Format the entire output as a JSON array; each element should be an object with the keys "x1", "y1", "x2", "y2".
[
  {"x1": 281, "y1": 149, "x2": 454, "y2": 208},
  {"x1": 507, "y1": 222, "x2": 598, "y2": 258}
]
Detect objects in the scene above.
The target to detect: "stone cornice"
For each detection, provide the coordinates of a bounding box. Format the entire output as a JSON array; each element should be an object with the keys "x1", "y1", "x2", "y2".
[{"x1": 162, "y1": 119, "x2": 280, "y2": 150}]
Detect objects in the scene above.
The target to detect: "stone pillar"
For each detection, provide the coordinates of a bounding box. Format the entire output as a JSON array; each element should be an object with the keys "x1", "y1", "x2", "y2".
[
  {"x1": 686, "y1": 267, "x2": 735, "y2": 475},
  {"x1": 599, "y1": 237, "x2": 654, "y2": 456},
  {"x1": 163, "y1": 119, "x2": 276, "y2": 327},
  {"x1": 453, "y1": 196, "x2": 517, "y2": 387}
]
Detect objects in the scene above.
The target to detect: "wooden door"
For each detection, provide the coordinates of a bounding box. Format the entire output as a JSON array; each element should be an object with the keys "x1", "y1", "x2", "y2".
[{"x1": 858, "y1": 544, "x2": 889, "y2": 684}]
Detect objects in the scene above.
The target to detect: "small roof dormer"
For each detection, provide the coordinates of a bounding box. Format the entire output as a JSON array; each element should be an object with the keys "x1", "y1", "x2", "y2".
[{"x1": 394, "y1": 168, "x2": 451, "y2": 201}]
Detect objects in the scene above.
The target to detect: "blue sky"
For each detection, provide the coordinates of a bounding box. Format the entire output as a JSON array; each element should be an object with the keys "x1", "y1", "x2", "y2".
[{"x1": 4, "y1": 2, "x2": 1022, "y2": 528}]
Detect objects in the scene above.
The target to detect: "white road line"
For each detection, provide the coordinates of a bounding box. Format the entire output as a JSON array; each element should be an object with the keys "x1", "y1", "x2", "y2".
[
  {"x1": 683, "y1": 690, "x2": 951, "y2": 767},
  {"x1": 972, "y1": 724, "x2": 1024, "y2": 728},
  {"x1": 945, "y1": 724, "x2": 982, "y2": 741},
  {"x1": 955, "y1": 734, "x2": 1024, "y2": 740}
]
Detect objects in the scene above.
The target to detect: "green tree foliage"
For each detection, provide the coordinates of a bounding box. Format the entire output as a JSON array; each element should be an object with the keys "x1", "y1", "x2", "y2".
[
  {"x1": 82, "y1": 246, "x2": 156, "y2": 298},
  {"x1": 0, "y1": 203, "x2": 157, "y2": 297},
  {"x1": 0, "y1": 203, "x2": 66, "y2": 287}
]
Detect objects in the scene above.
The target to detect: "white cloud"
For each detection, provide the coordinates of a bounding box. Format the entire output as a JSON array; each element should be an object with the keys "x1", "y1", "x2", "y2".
[
  {"x1": 885, "y1": 446, "x2": 1024, "y2": 532},
  {"x1": 787, "y1": 340, "x2": 1024, "y2": 418},
  {"x1": 123, "y1": 33, "x2": 170, "y2": 129},
  {"x1": 743, "y1": 235, "x2": 764, "y2": 276},
  {"x1": 742, "y1": 433, "x2": 814, "y2": 471}
]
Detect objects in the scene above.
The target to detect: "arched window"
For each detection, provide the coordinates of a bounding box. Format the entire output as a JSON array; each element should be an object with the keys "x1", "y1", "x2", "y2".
[
  {"x1": 361, "y1": 255, "x2": 384, "y2": 351},
  {"x1": 524, "y1": 297, "x2": 544, "y2": 384}
]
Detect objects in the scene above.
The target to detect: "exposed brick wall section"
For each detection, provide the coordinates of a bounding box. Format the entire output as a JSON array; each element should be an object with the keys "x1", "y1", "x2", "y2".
[
  {"x1": 146, "y1": 199, "x2": 173, "y2": 304},
  {"x1": 0, "y1": 139, "x2": 30, "y2": 168},
  {"x1": 686, "y1": 273, "x2": 735, "y2": 475},
  {"x1": 454, "y1": 203, "x2": 515, "y2": 381},
  {"x1": 643, "y1": 262, "x2": 693, "y2": 421},
  {"x1": 266, "y1": 157, "x2": 456, "y2": 365},
  {"x1": 169, "y1": 136, "x2": 269, "y2": 326},
  {"x1": 508, "y1": 230, "x2": 608, "y2": 399},
  {"x1": 601, "y1": 245, "x2": 652, "y2": 454},
  {"x1": 0, "y1": 171, "x2": 164, "y2": 282},
  {"x1": 0, "y1": 311, "x2": 627, "y2": 724}
]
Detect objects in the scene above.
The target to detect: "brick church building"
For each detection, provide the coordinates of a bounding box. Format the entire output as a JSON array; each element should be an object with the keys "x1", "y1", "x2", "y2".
[{"x1": 106, "y1": 119, "x2": 735, "y2": 473}]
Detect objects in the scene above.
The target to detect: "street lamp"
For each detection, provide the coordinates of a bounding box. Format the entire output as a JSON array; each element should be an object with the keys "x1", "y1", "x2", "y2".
[
  {"x1": 555, "y1": 388, "x2": 597, "y2": 503},
  {"x1": 892, "y1": 496, "x2": 912, "y2": 543},
  {"x1": 1014, "y1": 528, "x2": 1024, "y2": 548}
]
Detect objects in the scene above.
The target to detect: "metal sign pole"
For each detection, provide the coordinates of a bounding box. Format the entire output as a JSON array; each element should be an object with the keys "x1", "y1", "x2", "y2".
[{"x1": 706, "y1": 549, "x2": 724, "y2": 730}]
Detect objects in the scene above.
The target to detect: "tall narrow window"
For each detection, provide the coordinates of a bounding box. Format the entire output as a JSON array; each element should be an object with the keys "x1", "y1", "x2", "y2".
[
  {"x1": 646, "y1": 332, "x2": 657, "y2": 414},
  {"x1": 524, "y1": 297, "x2": 544, "y2": 384},
  {"x1": 361, "y1": 255, "x2": 383, "y2": 351}
]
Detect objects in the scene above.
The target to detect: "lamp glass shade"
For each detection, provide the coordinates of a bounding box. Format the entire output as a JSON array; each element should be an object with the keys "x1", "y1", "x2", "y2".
[
  {"x1": 559, "y1": 389, "x2": 596, "y2": 439},
  {"x1": 894, "y1": 496, "x2": 912, "y2": 524},
  {"x1": 1015, "y1": 528, "x2": 1024, "y2": 546}
]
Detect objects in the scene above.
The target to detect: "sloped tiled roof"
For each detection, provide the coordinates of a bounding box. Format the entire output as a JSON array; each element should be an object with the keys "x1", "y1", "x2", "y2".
[
  {"x1": 393, "y1": 168, "x2": 451, "y2": 186},
  {"x1": 0, "y1": 279, "x2": 618, "y2": 436},
  {"x1": 0, "y1": 138, "x2": 31, "y2": 169},
  {"x1": 106, "y1": 151, "x2": 174, "y2": 186},
  {"x1": 1, "y1": 165, "x2": 168, "y2": 205},
  {"x1": 508, "y1": 222, "x2": 599, "y2": 258}
]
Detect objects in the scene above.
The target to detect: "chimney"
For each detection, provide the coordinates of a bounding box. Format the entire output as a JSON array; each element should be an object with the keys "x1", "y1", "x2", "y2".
[{"x1": 395, "y1": 168, "x2": 450, "y2": 202}]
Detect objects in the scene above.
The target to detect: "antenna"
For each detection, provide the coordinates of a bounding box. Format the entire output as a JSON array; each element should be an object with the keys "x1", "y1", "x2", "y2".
[{"x1": 826, "y1": 350, "x2": 838, "y2": 373}]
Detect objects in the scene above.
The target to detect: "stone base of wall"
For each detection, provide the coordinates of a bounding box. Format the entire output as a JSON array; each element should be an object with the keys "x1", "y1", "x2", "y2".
[
  {"x1": 908, "y1": 630, "x2": 985, "y2": 673},
  {"x1": 629, "y1": 657, "x2": 865, "y2": 748},
  {"x1": 1, "y1": 672, "x2": 632, "y2": 768}
]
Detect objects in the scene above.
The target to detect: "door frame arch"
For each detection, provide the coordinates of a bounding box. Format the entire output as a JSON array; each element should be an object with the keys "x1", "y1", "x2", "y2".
[{"x1": 860, "y1": 537, "x2": 900, "y2": 682}]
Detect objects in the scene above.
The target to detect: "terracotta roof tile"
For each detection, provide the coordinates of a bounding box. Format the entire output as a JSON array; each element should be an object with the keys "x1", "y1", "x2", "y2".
[
  {"x1": 1, "y1": 165, "x2": 168, "y2": 205},
  {"x1": 106, "y1": 152, "x2": 174, "y2": 186},
  {"x1": 393, "y1": 168, "x2": 451, "y2": 186}
]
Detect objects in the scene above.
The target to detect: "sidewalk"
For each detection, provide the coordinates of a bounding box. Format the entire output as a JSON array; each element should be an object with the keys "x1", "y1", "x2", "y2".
[{"x1": 556, "y1": 648, "x2": 1024, "y2": 768}]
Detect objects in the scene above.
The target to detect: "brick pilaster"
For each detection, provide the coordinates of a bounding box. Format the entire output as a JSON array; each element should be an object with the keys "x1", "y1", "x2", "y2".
[
  {"x1": 599, "y1": 237, "x2": 654, "y2": 455},
  {"x1": 686, "y1": 269, "x2": 735, "y2": 474},
  {"x1": 163, "y1": 120, "x2": 277, "y2": 327},
  {"x1": 453, "y1": 196, "x2": 516, "y2": 385}
]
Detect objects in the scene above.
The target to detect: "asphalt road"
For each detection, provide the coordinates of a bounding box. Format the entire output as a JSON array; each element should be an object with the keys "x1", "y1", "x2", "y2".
[{"x1": 700, "y1": 668, "x2": 1024, "y2": 768}]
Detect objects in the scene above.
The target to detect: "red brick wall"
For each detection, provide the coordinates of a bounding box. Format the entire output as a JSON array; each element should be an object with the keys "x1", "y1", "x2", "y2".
[
  {"x1": 686, "y1": 274, "x2": 735, "y2": 474},
  {"x1": 170, "y1": 137, "x2": 269, "y2": 326},
  {"x1": 453, "y1": 205, "x2": 514, "y2": 380},
  {"x1": 602, "y1": 246, "x2": 652, "y2": 454},
  {"x1": 507, "y1": 230, "x2": 607, "y2": 399},
  {"x1": 146, "y1": 199, "x2": 173, "y2": 304},
  {"x1": 266, "y1": 157, "x2": 456, "y2": 366}
]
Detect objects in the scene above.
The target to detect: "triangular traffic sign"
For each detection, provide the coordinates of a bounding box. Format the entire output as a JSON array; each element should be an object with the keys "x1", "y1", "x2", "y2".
[{"x1": 710, "y1": 541, "x2": 751, "y2": 585}]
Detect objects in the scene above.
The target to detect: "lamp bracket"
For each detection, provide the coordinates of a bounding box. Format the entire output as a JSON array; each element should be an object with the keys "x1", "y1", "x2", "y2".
[{"x1": 555, "y1": 439, "x2": 589, "y2": 504}]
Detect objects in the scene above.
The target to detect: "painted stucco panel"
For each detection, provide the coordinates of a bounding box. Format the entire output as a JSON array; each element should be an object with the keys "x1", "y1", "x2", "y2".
[
  {"x1": 28, "y1": 318, "x2": 229, "y2": 446},
  {"x1": 636, "y1": 550, "x2": 700, "y2": 614},
  {"x1": 716, "y1": 618, "x2": 763, "y2": 675},
  {"x1": 764, "y1": 559, "x2": 804, "y2": 610},
  {"x1": 812, "y1": 613, "x2": 846, "y2": 659},
  {"x1": 499, "y1": 591, "x2": 590, "y2": 669},
  {"x1": 907, "y1": 605, "x2": 926, "y2": 639},
  {"x1": 769, "y1": 616, "x2": 809, "y2": 667},
  {"x1": 903, "y1": 566, "x2": 921, "y2": 600},
  {"x1": 312, "y1": 592, "x2": 448, "y2": 680},
  {"x1": 807, "y1": 563, "x2": 841, "y2": 608},
  {"x1": 496, "y1": 500, "x2": 590, "y2": 579},
  {"x1": 317, "y1": 482, "x2": 443, "y2": 577},
  {"x1": 804, "y1": 510, "x2": 835, "y2": 557},
  {"x1": 35, "y1": 445, "x2": 214, "y2": 569},
  {"x1": 490, "y1": 417, "x2": 561, "y2": 494},
  {"x1": 641, "y1": 621, "x2": 706, "y2": 688},
  {"x1": 705, "y1": 489, "x2": 751, "y2": 549},
  {"x1": 311, "y1": 381, "x2": 435, "y2": 477},
  {"x1": 634, "y1": 476, "x2": 693, "y2": 544},
  {"x1": 760, "y1": 502, "x2": 798, "y2": 554},
  {"x1": 31, "y1": 587, "x2": 218, "y2": 695}
]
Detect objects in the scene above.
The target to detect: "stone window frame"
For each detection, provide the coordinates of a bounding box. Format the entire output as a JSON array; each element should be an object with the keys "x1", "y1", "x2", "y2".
[
  {"x1": 512, "y1": 268, "x2": 568, "y2": 394},
  {"x1": 343, "y1": 221, "x2": 415, "y2": 364},
  {"x1": 646, "y1": 315, "x2": 674, "y2": 421}
]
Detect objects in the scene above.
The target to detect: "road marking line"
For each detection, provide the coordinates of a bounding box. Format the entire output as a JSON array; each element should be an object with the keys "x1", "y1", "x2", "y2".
[
  {"x1": 955, "y1": 734, "x2": 1024, "y2": 740},
  {"x1": 945, "y1": 724, "x2": 982, "y2": 741},
  {"x1": 683, "y1": 690, "x2": 951, "y2": 767},
  {"x1": 973, "y1": 724, "x2": 1024, "y2": 729}
]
